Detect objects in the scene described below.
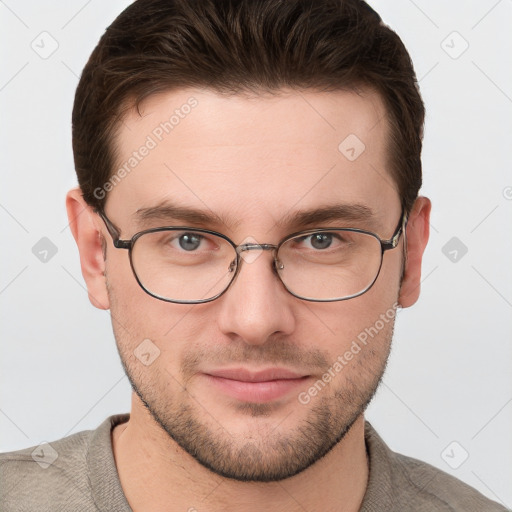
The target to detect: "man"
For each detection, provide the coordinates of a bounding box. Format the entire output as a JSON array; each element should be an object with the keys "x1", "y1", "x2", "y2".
[{"x1": 0, "y1": 0, "x2": 507, "y2": 510}]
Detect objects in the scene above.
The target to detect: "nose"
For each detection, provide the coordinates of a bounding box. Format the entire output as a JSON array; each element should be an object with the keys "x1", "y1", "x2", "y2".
[{"x1": 216, "y1": 248, "x2": 296, "y2": 346}]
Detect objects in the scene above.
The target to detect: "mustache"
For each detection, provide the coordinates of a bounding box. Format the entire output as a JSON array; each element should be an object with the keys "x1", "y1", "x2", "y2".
[{"x1": 181, "y1": 338, "x2": 330, "y2": 376}]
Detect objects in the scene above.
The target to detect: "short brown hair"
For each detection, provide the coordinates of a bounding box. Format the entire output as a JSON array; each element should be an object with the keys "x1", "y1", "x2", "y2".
[{"x1": 72, "y1": 0, "x2": 424, "y2": 214}]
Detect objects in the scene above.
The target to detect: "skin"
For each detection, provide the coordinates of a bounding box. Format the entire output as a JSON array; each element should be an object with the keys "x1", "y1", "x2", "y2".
[{"x1": 67, "y1": 87, "x2": 430, "y2": 512}]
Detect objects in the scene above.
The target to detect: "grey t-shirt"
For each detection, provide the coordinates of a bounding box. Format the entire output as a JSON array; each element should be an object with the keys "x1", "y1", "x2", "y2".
[{"x1": 0, "y1": 414, "x2": 508, "y2": 511}]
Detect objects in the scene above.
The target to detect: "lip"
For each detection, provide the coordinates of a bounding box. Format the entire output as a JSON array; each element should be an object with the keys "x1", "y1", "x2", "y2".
[{"x1": 202, "y1": 367, "x2": 310, "y2": 403}]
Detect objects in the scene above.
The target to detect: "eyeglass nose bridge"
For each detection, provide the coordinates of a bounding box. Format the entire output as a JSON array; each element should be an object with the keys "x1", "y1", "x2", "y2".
[
  {"x1": 233, "y1": 242, "x2": 284, "y2": 270},
  {"x1": 236, "y1": 242, "x2": 277, "y2": 254}
]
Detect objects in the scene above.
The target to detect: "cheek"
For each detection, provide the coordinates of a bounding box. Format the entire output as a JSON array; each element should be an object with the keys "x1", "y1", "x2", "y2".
[
  {"x1": 105, "y1": 249, "x2": 138, "y2": 294},
  {"x1": 106, "y1": 260, "x2": 214, "y2": 371},
  {"x1": 303, "y1": 253, "x2": 401, "y2": 360}
]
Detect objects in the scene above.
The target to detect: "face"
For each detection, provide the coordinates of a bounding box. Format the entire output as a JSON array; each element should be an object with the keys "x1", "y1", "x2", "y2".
[{"x1": 73, "y1": 87, "x2": 427, "y2": 482}]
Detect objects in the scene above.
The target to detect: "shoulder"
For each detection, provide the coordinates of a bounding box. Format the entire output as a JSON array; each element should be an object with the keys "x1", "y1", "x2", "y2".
[
  {"x1": 0, "y1": 429, "x2": 95, "y2": 511},
  {"x1": 0, "y1": 414, "x2": 130, "y2": 512},
  {"x1": 362, "y1": 421, "x2": 509, "y2": 512},
  {"x1": 389, "y1": 450, "x2": 508, "y2": 511}
]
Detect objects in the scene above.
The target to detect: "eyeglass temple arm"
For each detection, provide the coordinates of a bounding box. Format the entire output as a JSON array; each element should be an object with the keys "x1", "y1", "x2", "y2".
[
  {"x1": 381, "y1": 208, "x2": 408, "y2": 251},
  {"x1": 95, "y1": 210, "x2": 132, "y2": 249}
]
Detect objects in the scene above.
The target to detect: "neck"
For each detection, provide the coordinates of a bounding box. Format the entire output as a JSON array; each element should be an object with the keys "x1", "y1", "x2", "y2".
[{"x1": 112, "y1": 396, "x2": 369, "y2": 512}]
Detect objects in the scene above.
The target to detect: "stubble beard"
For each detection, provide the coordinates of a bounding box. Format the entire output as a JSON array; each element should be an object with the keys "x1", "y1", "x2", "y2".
[{"x1": 112, "y1": 323, "x2": 393, "y2": 483}]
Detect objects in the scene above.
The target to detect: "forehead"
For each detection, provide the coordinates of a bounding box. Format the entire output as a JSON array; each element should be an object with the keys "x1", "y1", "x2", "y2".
[{"x1": 108, "y1": 87, "x2": 400, "y2": 234}]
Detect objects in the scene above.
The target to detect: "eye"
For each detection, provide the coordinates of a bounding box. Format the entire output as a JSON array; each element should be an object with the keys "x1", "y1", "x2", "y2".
[
  {"x1": 177, "y1": 232, "x2": 203, "y2": 251},
  {"x1": 297, "y1": 232, "x2": 349, "y2": 251},
  {"x1": 308, "y1": 233, "x2": 334, "y2": 250},
  {"x1": 156, "y1": 231, "x2": 214, "y2": 253}
]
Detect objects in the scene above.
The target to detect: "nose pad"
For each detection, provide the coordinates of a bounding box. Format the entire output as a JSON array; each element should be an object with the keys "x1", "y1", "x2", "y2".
[{"x1": 229, "y1": 245, "x2": 283, "y2": 283}]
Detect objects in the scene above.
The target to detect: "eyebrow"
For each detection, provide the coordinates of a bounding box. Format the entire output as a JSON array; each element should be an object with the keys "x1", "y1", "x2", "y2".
[
  {"x1": 133, "y1": 201, "x2": 378, "y2": 231},
  {"x1": 134, "y1": 202, "x2": 236, "y2": 230},
  {"x1": 276, "y1": 203, "x2": 377, "y2": 230}
]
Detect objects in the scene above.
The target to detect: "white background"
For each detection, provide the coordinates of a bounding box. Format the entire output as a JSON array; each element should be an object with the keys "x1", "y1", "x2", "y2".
[{"x1": 1, "y1": 0, "x2": 511, "y2": 507}]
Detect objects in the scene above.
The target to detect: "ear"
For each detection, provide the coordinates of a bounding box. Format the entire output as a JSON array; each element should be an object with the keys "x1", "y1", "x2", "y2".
[
  {"x1": 398, "y1": 196, "x2": 431, "y2": 308},
  {"x1": 66, "y1": 188, "x2": 110, "y2": 310}
]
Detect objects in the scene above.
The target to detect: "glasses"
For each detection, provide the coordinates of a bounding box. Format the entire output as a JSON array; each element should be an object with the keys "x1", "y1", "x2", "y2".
[{"x1": 97, "y1": 210, "x2": 407, "y2": 304}]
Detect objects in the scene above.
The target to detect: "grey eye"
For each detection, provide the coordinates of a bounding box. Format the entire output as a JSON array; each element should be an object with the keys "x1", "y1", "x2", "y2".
[
  {"x1": 179, "y1": 233, "x2": 202, "y2": 251},
  {"x1": 309, "y1": 233, "x2": 333, "y2": 250}
]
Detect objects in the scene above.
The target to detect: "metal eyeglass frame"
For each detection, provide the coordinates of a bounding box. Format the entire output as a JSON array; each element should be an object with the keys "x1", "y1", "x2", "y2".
[{"x1": 96, "y1": 209, "x2": 407, "y2": 304}]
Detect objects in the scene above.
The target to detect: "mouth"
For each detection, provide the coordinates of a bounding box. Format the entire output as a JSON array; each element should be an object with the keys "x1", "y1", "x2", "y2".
[{"x1": 202, "y1": 368, "x2": 311, "y2": 403}]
